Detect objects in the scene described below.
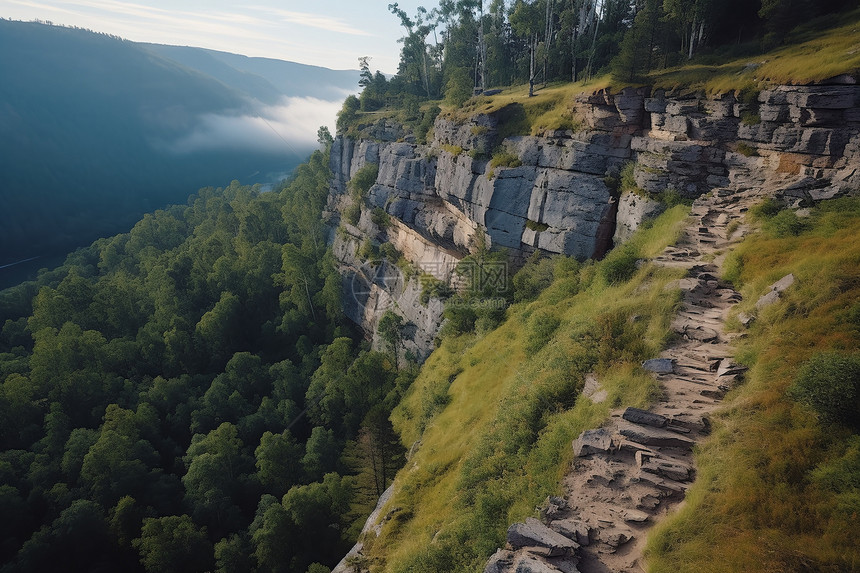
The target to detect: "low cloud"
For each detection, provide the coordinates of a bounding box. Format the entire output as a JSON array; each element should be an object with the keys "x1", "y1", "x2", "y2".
[{"x1": 166, "y1": 96, "x2": 344, "y2": 157}]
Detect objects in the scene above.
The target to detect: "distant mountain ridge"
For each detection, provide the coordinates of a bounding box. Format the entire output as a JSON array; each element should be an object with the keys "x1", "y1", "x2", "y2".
[
  {"x1": 142, "y1": 44, "x2": 359, "y2": 103},
  {"x1": 0, "y1": 19, "x2": 359, "y2": 288}
]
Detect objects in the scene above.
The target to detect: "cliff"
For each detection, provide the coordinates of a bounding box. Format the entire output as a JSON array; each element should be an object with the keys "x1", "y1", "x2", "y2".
[{"x1": 326, "y1": 81, "x2": 860, "y2": 359}]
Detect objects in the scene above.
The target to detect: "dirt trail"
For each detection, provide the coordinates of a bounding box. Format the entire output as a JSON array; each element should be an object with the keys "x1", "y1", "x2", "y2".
[{"x1": 487, "y1": 189, "x2": 765, "y2": 573}]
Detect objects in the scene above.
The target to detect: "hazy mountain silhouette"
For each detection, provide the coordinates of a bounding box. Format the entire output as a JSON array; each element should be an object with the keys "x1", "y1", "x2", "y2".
[{"x1": 0, "y1": 20, "x2": 359, "y2": 287}]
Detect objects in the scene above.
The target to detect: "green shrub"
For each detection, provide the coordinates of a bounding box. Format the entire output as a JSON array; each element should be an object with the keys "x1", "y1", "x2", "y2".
[
  {"x1": 750, "y1": 197, "x2": 783, "y2": 219},
  {"x1": 343, "y1": 203, "x2": 360, "y2": 225},
  {"x1": 524, "y1": 310, "x2": 561, "y2": 354},
  {"x1": 371, "y1": 207, "x2": 390, "y2": 229},
  {"x1": 336, "y1": 94, "x2": 360, "y2": 133},
  {"x1": 420, "y1": 275, "x2": 454, "y2": 305},
  {"x1": 524, "y1": 219, "x2": 550, "y2": 232},
  {"x1": 440, "y1": 298, "x2": 477, "y2": 336},
  {"x1": 765, "y1": 209, "x2": 807, "y2": 237},
  {"x1": 379, "y1": 242, "x2": 400, "y2": 262},
  {"x1": 348, "y1": 163, "x2": 379, "y2": 201},
  {"x1": 658, "y1": 188, "x2": 692, "y2": 207},
  {"x1": 512, "y1": 253, "x2": 557, "y2": 302},
  {"x1": 740, "y1": 111, "x2": 762, "y2": 125},
  {"x1": 358, "y1": 238, "x2": 380, "y2": 262},
  {"x1": 441, "y1": 144, "x2": 463, "y2": 156},
  {"x1": 415, "y1": 105, "x2": 441, "y2": 145},
  {"x1": 489, "y1": 150, "x2": 522, "y2": 170},
  {"x1": 736, "y1": 142, "x2": 759, "y2": 157},
  {"x1": 599, "y1": 244, "x2": 640, "y2": 285},
  {"x1": 789, "y1": 352, "x2": 860, "y2": 430},
  {"x1": 620, "y1": 162, "x2": 638, "y2": 193}
]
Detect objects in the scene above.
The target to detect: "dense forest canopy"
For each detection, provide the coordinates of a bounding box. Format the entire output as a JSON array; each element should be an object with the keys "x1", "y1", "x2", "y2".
[{"x1": 0, "y1": 145, "x2": 413, "y2": 573}]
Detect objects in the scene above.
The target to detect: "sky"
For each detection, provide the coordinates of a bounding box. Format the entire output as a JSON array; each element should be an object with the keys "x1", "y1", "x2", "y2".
[{"x1": 0, "y1": 0, "x2": 438, "y2": 73}]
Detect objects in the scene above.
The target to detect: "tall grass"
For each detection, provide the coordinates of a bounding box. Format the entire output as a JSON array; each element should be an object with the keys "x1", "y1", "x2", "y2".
[{"x1": 646, "y1": 198, "x2": 860, "y2": 572}]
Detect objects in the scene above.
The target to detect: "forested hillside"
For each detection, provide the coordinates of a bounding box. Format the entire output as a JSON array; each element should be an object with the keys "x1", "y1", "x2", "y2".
[
  {"x1": 0, "y1": 146, "x2": 410, "y2": 573},
  {"x1": 0, "y1": 20, "x2": 357, "y2": 289}
]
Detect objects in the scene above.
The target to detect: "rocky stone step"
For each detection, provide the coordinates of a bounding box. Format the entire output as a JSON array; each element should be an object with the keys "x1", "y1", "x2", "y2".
[
  {"x1": 636, "y1": 453, "x2": 694, "y2": 482},
  {"x1": 513, "y1": 554, "x2": 571, "y2": 573},
  {"x1": 597, "y1": 527, "x2": 635, "y2": 551},
  {"x1": 507, "y1": 518, "x2": 579, "y2": 557},
  {"x1": 549, "y1": 519, "x2": 592, "y2": 546},
  {"x1": 633, "y1": 470, "x2": 689, "y2": 494},
  {"x1": 573, "y1": 428, "x2": 614, "y2": 457},
  {"x1": 642, "y1": 358, "x2": 675, "y2": 374},
  {"x1": 622, "y1": 509, "x2": 651, "y2": 523},
  {"x1": 716, "y1": 360, "x2": 748, "y2": 378},
  {"x1": 622, "y1": 407, "x2": 668, "y2": 428},
  {"x1": 618, "y1": 422, "x2": 696, "y2": 448},
  {"x1": 673, "y1": 323, "x2": 720, "y2": 342}
]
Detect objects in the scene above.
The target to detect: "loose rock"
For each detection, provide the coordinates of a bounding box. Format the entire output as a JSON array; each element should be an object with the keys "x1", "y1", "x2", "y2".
[
  {"x1": 507, "y1": 518, "x2": 579, "y2": 557},
  {"x1": 573, "y1": 428, "x2": 614, "y2": 457},
  {"x1": 642, "y1": 358, "x2": 675, "y2": 374}
]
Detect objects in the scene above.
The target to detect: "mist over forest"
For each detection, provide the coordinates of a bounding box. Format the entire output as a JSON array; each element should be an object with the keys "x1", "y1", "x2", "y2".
[{"x1": 0, "y1": 20, "x2": 359, "y2": 288}]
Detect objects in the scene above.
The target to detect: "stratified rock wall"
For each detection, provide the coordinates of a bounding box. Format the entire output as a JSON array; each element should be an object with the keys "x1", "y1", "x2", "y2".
[{"x1": 327, "y1": 81, "x2": 860, "y2": 360}]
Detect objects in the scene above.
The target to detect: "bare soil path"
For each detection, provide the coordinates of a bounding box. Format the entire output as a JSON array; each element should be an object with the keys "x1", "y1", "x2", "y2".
[{"x1": 487, "y1": 188, "x2": 764, "y2": 573}]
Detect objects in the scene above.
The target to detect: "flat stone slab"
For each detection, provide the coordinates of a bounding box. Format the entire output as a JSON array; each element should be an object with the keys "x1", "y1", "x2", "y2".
[
  {"x1": 640, "y1": 457, "x2": 693, "y2": 482},
  {"x1": 676, "y1": 324, "x2": 719, "y2": 342},
  {"x1": 642, "y1": 358, "x2": 675, "y2": 374},
  {"x1": 623, "y1": 509, "x2": 650, "y2": 523},
  {"x1": 513, "y1": 554, "x2": 565, "y2": 573},
  {"x1": 619, "y1": 423, "x2": 695, "y2": 448},
  {"x1": 622, "y1": 407, "x2": 668, "y2": 428},
  {"x1": 507, "y1": 518, "x2": 578, "y2": 557},
  {"x1": 549, "y1": 519, "x2": 591, "y2": 546},
  {"x1": 756, "y1": 273, "x2": 795, "y2": 309},
  {"x1": 716, "y1": 360, "x2": 748, "y2": 378},
  {"x1": 573, "y1": 428, "x2": 613, "y2": 457}
]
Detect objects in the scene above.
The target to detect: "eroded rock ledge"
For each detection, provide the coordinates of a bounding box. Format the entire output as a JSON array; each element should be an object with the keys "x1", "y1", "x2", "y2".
[{"x1": 326, "y1": 81, "x2": 860, "y2": 361}]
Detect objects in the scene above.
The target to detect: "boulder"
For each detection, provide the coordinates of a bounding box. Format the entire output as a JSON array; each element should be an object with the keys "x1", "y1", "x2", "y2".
[
  {"x1": 507, "y1": 518, "x2": 579, "y2": 557},
  {"x1": 756, "y1": 273, "x2": 795, "y2": 309},
  {"x1": 613, "y1": 192, "x2": 665, "y2": 245},
  {"x1": 641, "y1": 358, "x2": 675, "y2": 374},
  {"x1": 603, "y1": 530, "x2": 633, "y2": 548},
  {"x1": 549, "y1": 519, "x2": 591, "y2": 546},
  {"x1": 622, "y1": 509, "x2": 650, "y2": 523},
  {"x1": 573, "y1": 428, "x2": 613, "y2": 457},
  {"x1": 540, "y1": 496, "x2": 568, "y2": 519},
  {"x1": 716, "y1": 360, "x2": 748, "y2": 378},
  {"x1": 485, "y1": 549, "x2": 515, "y2": 573}
]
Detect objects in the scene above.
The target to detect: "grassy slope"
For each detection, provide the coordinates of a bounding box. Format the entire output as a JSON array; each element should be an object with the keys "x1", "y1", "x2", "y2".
[
  {"x1": 647, "y1": 199, "x2": 860, "y2": 572},
  {"x1": 358, "y1": 207, "x2": 689, "y2": 571},
  {"x1": 648, "y1": 8, "x2": 860, "y2": 95}
]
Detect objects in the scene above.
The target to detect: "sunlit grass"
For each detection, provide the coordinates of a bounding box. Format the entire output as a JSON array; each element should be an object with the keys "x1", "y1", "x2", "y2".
[
  {"x1": 646, "y1": 198, "x2": 860, "y2": 572},
  {"x1": 648, "y1": 9, "x2": 860, "y2": 94},
  {"x1": 366, "y1": 206, "x2": 689, "y2": 572}
]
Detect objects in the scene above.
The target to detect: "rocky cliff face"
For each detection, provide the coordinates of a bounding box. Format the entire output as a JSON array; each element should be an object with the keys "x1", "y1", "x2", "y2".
[{"x1": 327, "y1": 82, "x2": 860, "y2": 360}]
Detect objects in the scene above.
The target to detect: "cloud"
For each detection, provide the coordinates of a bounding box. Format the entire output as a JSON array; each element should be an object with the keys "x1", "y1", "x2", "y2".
[
  {"x1": 255, "y1": 7, "x2": 372, "y2": 37},
  {"x1": 166, "y1": 96, "x2": 342, "y2": 156}
]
